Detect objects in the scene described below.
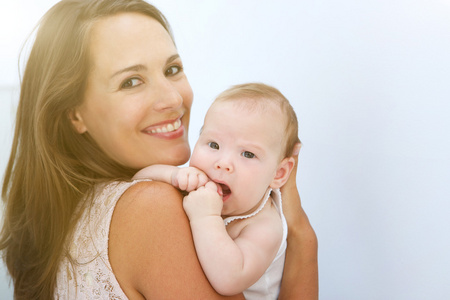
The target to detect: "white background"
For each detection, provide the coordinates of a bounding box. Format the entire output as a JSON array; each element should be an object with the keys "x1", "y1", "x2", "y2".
[{"x1": 1, "y1": 1, "x2": 449, "y2": 299}]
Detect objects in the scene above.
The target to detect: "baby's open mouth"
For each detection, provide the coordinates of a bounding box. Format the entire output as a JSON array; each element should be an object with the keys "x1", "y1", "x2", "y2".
[{"x1": 216, "y1": 182, "x2": 232, "y2": 201}]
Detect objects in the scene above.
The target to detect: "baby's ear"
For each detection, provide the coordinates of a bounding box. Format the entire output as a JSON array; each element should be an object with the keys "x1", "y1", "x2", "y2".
[{"x1": 270, "y1": 157, "x2": 295, "y2": 189}]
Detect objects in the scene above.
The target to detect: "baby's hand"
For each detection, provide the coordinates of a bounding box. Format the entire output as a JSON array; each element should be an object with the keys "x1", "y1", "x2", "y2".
[
  {"x1": 183, "y1": 181, "x2": 223, "y2": 221},
  {"x1": 172, "y1": 167, "x2": 209, "y2": 192}
]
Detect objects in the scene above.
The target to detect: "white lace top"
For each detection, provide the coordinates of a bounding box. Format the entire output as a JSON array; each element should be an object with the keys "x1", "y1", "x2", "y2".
[
  {"x1": 224, "y1": 188, "x2": 288, "y2": 300},
  {"x1": 54, "y1": 181, "x2": 141, "y2": 299}
]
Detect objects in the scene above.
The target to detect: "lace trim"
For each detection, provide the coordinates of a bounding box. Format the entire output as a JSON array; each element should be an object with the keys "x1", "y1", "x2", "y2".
[
  {"x1": 55, "y1": 180, "x2": 149, "y2": 299},
  {"x1": 223, "y1": 188, "x2": 273, "y2": 226}
]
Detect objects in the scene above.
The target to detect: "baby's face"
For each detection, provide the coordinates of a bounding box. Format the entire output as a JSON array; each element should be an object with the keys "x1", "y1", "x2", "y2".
[{"x1": 190, "y1": 100, "x2": 286, "y2": 217}]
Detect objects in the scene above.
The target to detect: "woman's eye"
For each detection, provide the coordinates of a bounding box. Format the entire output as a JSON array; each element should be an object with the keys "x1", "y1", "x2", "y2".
[
  {"x1": 242, "y1": 151, "x2": 255, "y2": 159},
  {"x1": 121, "y1": 78, "x2": 143, "y2": 89},
  {"x1": 208, "y1": 142, "x2": 219, "y2": 150},
  {"x1": 165, "y1": 65, "x2": 182, "y2": 76}
]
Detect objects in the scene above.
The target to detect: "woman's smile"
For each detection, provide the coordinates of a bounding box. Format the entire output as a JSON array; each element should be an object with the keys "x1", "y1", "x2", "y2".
[
  {"x1": 72, "y1": 13, "x2": 193, "y2": 168},
  {"x1": 143, "y1": 116, "x2": 184, "y2": 139}
]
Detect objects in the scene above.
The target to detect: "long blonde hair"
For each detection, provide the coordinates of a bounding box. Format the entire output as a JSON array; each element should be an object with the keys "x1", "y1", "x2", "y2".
[{"x1": 0, "y1": 0, "x2": 173, "y2": 298}]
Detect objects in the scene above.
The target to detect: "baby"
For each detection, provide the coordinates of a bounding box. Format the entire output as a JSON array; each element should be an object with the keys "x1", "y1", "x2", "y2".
[{"x1": 133, "y1": 83, "x2": 300, "y2": 299}]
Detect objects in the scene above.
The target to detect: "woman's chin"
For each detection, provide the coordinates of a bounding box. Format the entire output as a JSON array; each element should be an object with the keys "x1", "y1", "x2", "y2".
[{"x1": 156, "y1": 146, "x2": 191, "y2": 167}]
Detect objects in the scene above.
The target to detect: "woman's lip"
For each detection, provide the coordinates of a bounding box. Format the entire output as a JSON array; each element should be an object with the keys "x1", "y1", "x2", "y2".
[
  {"x1": 144, "y1": 116, "x2": 182, "y2": 131},
  {"x1": 145, "y1": 125, "x2": 184, "y2": 140},
  {"x1": 142, "y1": 116, "x2": 184, "y2": 139}
]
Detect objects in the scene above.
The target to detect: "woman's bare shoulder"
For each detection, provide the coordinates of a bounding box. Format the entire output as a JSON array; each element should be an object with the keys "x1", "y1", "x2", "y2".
[
  {"x1": 109, "y1": 180, "x2": 244, "y2": 299},
  {"x1": 109, "y1": 180, "x2": 185, "y2": 298},
  {"x1": 118, "y1": 180, "x2": 183, "y2": 207}
]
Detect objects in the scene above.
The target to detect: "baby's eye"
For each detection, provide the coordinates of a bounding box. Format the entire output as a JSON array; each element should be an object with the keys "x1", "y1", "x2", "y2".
[
  {"x1": 242, "y1": 151, "x2": 255, "y2": 159},
  {"x1": 208, "y1": 142, "x2": 219, "y2": 150},
  {"x1": 165, "y1": 65, "x2": 182, "y2": 76},
  {"x1": 121, "y1": 77, "x2": 143, "y2": 89}
]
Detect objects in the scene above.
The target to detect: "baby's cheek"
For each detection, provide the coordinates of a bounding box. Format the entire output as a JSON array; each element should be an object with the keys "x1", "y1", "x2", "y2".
[{"x1": 189, "y1": 148, "x2": 205, "y2": 169}]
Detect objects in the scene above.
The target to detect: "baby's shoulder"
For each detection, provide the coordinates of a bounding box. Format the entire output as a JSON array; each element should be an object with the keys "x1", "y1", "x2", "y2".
[{"x1": 250, "y1": 197, "x2": 283, "y2": 226}]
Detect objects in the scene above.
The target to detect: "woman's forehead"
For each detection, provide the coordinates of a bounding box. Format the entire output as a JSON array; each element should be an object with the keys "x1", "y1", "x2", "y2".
[{"x1": 88, "y1": 13, "x2": 175, "y2": 73}]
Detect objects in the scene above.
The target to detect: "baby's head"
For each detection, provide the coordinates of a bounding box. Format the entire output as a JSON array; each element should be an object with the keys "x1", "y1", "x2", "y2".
[
  {"x1": 212, "y1": 83, "x2": 300, "y2": 160},
  {"x1": 191, "y1": 83, "x2": 299, "y2": 215}
]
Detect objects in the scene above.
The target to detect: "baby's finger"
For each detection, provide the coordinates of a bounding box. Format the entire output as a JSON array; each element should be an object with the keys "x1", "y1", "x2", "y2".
[
  {"x1": 177, "y1": 176, "x2": 188, "y2": 191},
  {"x1": 204, "y1": 181, "x2": 218, "y2": 192},
  {"x1": 198, "y1": 173, "x2": 209, "y2": 187},
  {"x1": 186, "y1": 174, "x2": 199, "y2": 192}
]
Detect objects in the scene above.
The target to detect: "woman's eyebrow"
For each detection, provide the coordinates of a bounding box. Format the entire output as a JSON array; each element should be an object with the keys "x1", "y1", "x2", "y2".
[
  {"x1": 167, "y1": 54, "x2": 180, "y2": 64},
  {"x1": 110, "y1": 64, "x2": 147, "y2": 79}
]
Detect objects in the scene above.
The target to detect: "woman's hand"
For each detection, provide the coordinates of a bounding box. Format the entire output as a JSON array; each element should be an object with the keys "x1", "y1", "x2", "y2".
[{"x1": 279, "y1": 143, "x2": 319, "y2": 300}]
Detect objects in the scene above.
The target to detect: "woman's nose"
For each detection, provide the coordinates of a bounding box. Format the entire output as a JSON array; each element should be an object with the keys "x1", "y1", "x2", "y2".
[{"x1": 152, "y1": 78, "x2": 183, "y2": 111}]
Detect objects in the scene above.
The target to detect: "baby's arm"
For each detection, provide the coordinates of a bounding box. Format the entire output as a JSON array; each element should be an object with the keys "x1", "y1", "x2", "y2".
[
  {"x1": 183, "y1": 182, "x2": 282, "y2": 295},
  {"x1": 133, "y1": 164, "x2": 208, "y2": 192},
  {"x1": 132, "y1": 164, "x2": 177, "y2": 184}
]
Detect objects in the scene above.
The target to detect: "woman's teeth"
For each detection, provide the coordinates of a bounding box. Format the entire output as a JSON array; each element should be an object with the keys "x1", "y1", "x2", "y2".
[{"x1": 149, "y1": 119, "x2": 181, "y2": 134}]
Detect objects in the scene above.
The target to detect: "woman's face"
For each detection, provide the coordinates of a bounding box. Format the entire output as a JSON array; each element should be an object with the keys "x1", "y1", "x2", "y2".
[{"x1": 72, "y1": 13, "x2": 193, "y2": 169}]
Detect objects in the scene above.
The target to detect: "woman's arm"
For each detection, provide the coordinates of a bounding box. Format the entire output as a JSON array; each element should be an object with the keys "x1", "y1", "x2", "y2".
[
  {"x1": 109, "y1": 180, "x2": 244, "y2": 299},
  {"x1": 278, "y1": 144, "x2": 319, "y2": 300}
]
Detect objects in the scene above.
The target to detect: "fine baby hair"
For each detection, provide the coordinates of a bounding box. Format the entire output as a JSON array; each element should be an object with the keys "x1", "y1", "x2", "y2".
[{"x1": 212, "y1": 82, "x2": 300, "y2": 159}]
